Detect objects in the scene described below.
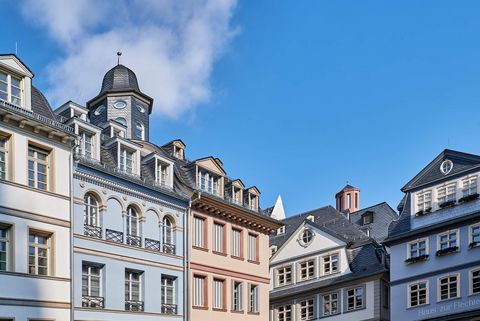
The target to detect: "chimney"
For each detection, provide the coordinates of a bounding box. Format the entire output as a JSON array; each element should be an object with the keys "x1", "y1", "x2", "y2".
[{"x1": 335, "y1": 184, "x2": 360, "y2": 214}]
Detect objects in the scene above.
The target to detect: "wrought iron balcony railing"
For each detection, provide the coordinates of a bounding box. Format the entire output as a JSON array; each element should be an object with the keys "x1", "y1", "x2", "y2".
[
  {"x1": 82, "y1": 296, "x2": 104, "y2": 308},
  {"x1": 145, "y1": 238, "x2": 161, "y2": 251},
  {"x1": 163, "y1": 243, "x2": 176, "y2": 254},
  {"x1": 125, "y1": 300, "x2": 144, "y2": 311},
  {"x1": 161, "y1": 303, "x2": 178, "y2": 315},
  {"x1": 127, "y1": 234, "x2": 142, "y2": 247},
  {"x1": 106, "y1": 229, "x2": 123, "y2": 243},
  {"x1": 84, "y1": 224, "x2": 102, "y2": 239}
]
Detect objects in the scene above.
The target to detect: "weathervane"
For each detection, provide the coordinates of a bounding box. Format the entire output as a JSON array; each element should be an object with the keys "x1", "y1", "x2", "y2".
[{"x1": 117, "y1": 51, "x2": 122, "y2": 65}]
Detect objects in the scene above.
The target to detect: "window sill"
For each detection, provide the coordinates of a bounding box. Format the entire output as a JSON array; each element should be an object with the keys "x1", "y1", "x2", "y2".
[
  {"x1": 231, "y1": 310, "x2": 245, "y2": 314},
  {"x1": 212, "y1": 308, "x2": 227, "y2": 312},
  {"x1": 343, "y1": 306, "x2": 366, "y2": 314},
  {"x1": 248, "y1": 260, "x2": 260, "y2": 265},
  {"x1": 437, "y1": 296, "x2": 461, "y2": 304},
  {"x1": 469, "y1": 242, "x2": 480, "y2": 249},
  {"x1": 231, "y1": 255, "x2": 245, "y2": 261},
  {"x1": 247, "y1": 311, "x2": 260, "y2": 315},
  {"x1": 407, "y1": 303, "x2": 430, "y2": 310},
  {"x1": 435, "y1": 247, "x2": 459, "y2": 257},
  {"x1": 192, "y1": 306, "x2": 209, "y2": 310},
  {"x1": 213, "y1": 251, "x2": 227, "y2": 257},
  {"x1": 193, "y1": 246, "x2": 209, "y2": 252},
  {"x1": 405, "y1": 255, "x2": 429, "y2": 264}
]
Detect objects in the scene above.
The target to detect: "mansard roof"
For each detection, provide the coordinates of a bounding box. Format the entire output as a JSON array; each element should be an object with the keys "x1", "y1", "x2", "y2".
[
  {"x1": 270, "y1": 242, "x2": 387, "y2": 300},
  {"x1": 349, "y1": 202, "x2": 398, "y2": 242},
  {"x1": 31, "y1": 86, "x2": 57, "y2": 121},
  {"x1": 270, "y1": 205, "x2": 369, "y2": 249},
  {"x1": 401, "y1": 149, "x2": 480, "y2": 192}
]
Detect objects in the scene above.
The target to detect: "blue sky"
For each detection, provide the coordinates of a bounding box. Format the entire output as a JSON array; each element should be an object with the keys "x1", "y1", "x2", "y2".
[{"x1": 2, "y1": 1, "x2": 480, "y2": 216}]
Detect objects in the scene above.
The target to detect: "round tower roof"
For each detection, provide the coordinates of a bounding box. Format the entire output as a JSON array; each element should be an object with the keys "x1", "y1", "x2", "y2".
[{"x1": 100, "y1": 64, "x2": 140, "y2": 94}]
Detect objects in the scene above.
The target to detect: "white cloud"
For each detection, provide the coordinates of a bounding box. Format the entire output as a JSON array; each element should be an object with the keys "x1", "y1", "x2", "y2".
[{"x1": 21, "y1": 0, "x2": 238, "y2": 118}]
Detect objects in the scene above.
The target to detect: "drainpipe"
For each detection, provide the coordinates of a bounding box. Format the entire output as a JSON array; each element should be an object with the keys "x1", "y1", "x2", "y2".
[
  {"x1": 185, "y1": 191, "x2": 201, "y2": 321},
  {"x1": 69, "y1": 140, "x2": 79, "y2": 321}
]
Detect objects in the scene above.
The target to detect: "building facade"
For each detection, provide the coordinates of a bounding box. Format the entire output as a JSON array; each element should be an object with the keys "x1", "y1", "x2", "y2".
[
  {"x1": 0, "y1": 55, "x2": 76, "y2": 321},
  {"x1": 387, "y1": 149, "x2": 480, "y2": 321},
  {"x1": 53, "y1": 64, "x2": 190, "y2": 321}
]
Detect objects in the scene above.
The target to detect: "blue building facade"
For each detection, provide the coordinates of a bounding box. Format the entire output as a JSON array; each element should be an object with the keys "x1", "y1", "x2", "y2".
[
  {"x1": 386, "y1": 149, "x2": 480, "y2": 321},
  {"x1": 55, "y1": 64, "x2": 189, "y2": 320}
]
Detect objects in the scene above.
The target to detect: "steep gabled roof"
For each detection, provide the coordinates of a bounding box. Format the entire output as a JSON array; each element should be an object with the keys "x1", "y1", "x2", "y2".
[
  {"x1": 349, "y1": 202, "x2": 398, "y2": 242},
  {"x1": 401, "y1": 149, "x2": 480, "y2": 192}
]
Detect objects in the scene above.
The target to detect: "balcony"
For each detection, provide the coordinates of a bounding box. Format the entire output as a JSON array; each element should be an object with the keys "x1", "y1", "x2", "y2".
[
  {"x1": 125, "y1": 300, "x2": 144, "y2": 311},
  {"x1": 106, "y1": 229, "x2": 123, "y2": 243},
  {"x1": 127, "y1": 234, "x2": 142, "y2": 247},
  {"x1": 161, "y1": 303, "x2": 178, "y2": 315},
  {"x1": 84, "y1": 224, "x2": 102, "y2": 239},
  {"x1": 82, "y1": 296, "x2": 104, "y2": 308},
  {"x1": 163, "y1": 243, "x2": 176, "y2": 254},
  {"x1": 145, "y1": 238, "x2": 161, "y2": 251}
]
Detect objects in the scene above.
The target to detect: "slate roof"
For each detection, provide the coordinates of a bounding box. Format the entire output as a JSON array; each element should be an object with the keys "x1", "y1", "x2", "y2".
[
  {"x1": 349, "y1": 202, "x2": 398, "y2": 242},
  {"x1": 270, "y1": 242, "x2": 387, "y2": 300},
  {"x1": 270, "y1": 205, "x2": 369, "y2": 248},
  {"x1": 31, "y1": 86, "x2": 57, "y2": 121},
  {"x1": 100, "y1": 64, "x2": 140, "y2": 94}
]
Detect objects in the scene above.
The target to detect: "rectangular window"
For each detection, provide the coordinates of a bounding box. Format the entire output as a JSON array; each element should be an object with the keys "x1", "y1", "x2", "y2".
[
  {"x1": 10, "y1": 76, "x2": 21, "y2": 106},
  {"x1": 383, "y1": 281, "x2": 389, "y2": 309},
  {"x1": 161, "y1": 275, "x2": 176, "y2": 305},
  {"x1": 323, "y1": 253, "x2": 339, "y2": 275},
  {"x1": 231, "y1": 228, "x2": 242, "y2": 258},
  {"x1": 28, "y1": 145, "x2": 49, "y2": 190},
  {"x1": 439, "y1": 274, "x2": 459, "y2": 301},
  {"x1": 0, "y1": 226, "x2": 9, "y2": 271},
  {"x1": 213, "y1": 223, "x2": 224, "y2": 253},
  {"x1": 0, "y1": 71, "x2": 7, "y2": 101},
  {"x1": 233, "y1": 187, "x2": 242, "y2": 204},
  {"x1": 276, "y1": 266, "x2": 292, "y2": 287},
  {"x1": 347, "y1": 194, "x2": 351, "y2": 209},
  {"x1": 362, "y1": 213, "x2": 373, "y2": 225},
  {"x1": 299, "y1": 299, "x2": 315, "y2": 321},
  {"x1": 437, "y1": 184, "x2": 456, "y2": 204},
  {"x1": 409, "y1": 281, "x2": 428, "y2": 307},
  {"x1": 463, "y1": 177, "x2": 477, "y2": 197},
  {"x1": 249, "y1": 194, "x2": 258, "y2": 211},
  {"x1": 249, "y1": 284, "x2": 259, "y2": 313},
  {"x1": 0, "y1": 136, "x2": 7, "y2": 180},
  {"x1": 193, "y1": 275, "x2": 206, "y2": 307},
  {"x1": 156, "y1": 161, "x2": 169, "y2": 186},
  {"x1": 0, "y1": 71, "x2": 22, "y2": 106},
  {"x1": 471, "y1": 268, "x2": 480, "y2": 295},
  {"x1": 79, "y1": 131, "x2": 94, "y2": 158},
  {"x1": 277, "y1": 304, "x2": 292, "y2": 321},
  {"x1": 247, "y1": 233, "x2": 258, "y2": 262},
  {"x1": 213, "y1": 278, "x2": 225, "y2": 309},
  {"x1": 409, "y1": 239, "x2": 428, "y2": 258},
  {"x1": 197, "y1": 170, "x2": 220, "y2": 195},
  {"x1": 28, "y1": 231, "x2": 50, "y2": 276},
  {"x1": 322, "y1": 292, "x2": 339, "y2": 316},
  {"x1": 438, "y1": 230, "x2": 458, "y2": 250},
  {"x1": 346, "y1": 286, "x2": 364, "y2": 311},
  {"x1": 82, "y1": 263, "x2": 103, "y2": 308},
  {"x1": 299, "y1": 260, "x2": 315, "y2": 281},
  {"x1": 125, "y1": 270, "x2": 143, "y2": 311},
  {"x1": 471, "y1": 224, "x2": 480, "y2": 245},
  {"x1": 193, "y1": 216, "x2": 206, "y2": 248},
  {"x1": 417, "y1": 190, "x2": 432, "y2": 211},
  {"x1": 120, "y1": 146, "x2": 135, "y2": 174},
  {"x1": 232, "y1": 281, "x2": 243, "y2": 311}
]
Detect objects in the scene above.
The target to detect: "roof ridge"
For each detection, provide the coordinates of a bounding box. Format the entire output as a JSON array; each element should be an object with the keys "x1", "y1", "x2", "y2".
[
  {"x1": 285, "y1": 204, "x2": 337, "y2": 219},
  {"x1": 349, "y1": 202, "x2": 388, "y2": 214}
]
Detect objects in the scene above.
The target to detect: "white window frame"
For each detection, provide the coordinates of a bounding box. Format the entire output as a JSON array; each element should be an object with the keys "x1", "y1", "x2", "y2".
[
  {"x1": 83, "y1": 193, "x2": 99, "y2": 227},
  {"x1": 231, "y1": 228, "x2": 242, "y2": 258},
  {"x1": 134, "y1": 122, "x2": 145, "y2": 140},
  {"x1": 463, "y1": 176, "x2": 478, "y2": 197},
  {"x1": 346, "y1": 286, "x2": 365, "y2": 311},
  {"x1": 197, "y1": 170, "x2": 221, "y2": 196},
  {"x1": 213, "y1": 278, "x2": 225, "y2": 309},
  {"x1": 161, "y1": 275, "x2": 176, "y2": 305},
  {"x1": 0, "y1": 70, "x2": 23, "y2": 107},
  {"x1": 247, "y1": 233, "x2": 258, "y2": 262},
  {"x1": 82, "y1": 263, "x2": 102, "y2": 297},
  {"x1": 125, "y1": 206, "x2": 140, "y2": 238},
  {"x1": 79, "y1": 130, "x2": 94, "y2": 159},
  {"x1": 298, "y1": 259, "x2": 315, "y2": 281},
  {"x1": 233, "y1": 186, "x2": 242, "y2": 204},
  {"x1": 322, "y1": 253, "x2": 339, "y2": 276},
  {"x1": 416, "y1": 190, "x2": 432, "y2": 212},
  {"x1": 437, "y1": 229, "x2": 459, "y2": 251},
  {"x1": 28, "y1": 231, "x2": 51, "y2": 276},
  {"x1": 193, "y1": 216, "x2": 206, "y2": 248},
  {"x1": 469, "y1": 223, "x2": 480, "y2": 246},
  {"x1": 249, "y1": 193, "x2": 258, "y2": 211},
  {"x1": 248, "y1": 283, "x2": 259, "y2": 313},
  {"x1": 407, "y1": 238, "x2": 429, "y2": 259},
  {"x1": 0, "y1": 135, "x2": 8, "y2": 180},
  {"x1": 298, "y1": 298, "x2": 315, "y2": 321},
  {"x1": 119, "y1": 145, "x2": 135, "y2": 174},
  {"x1": 322, "y1": 292, "x2": 340, "y2": 316},
  {"x1": 232, "y1": 281, "x2": 243, "y2": 311},
  {"x1": 213, "y1": 222, "x2": 224, "y2": 253},
  {"x1": 437, "y1": 273, "x2": 460, "y2": 302},
  {"x1": 437, "y1": 183, "x2": 457, "y2": 204},
  {"x1": 193, "y1": 275, "x2": 206, "y2": 307},
  {"x1": 28, "y1": 145, "x2": 49, "y2": 190},
  {"x1": 0, "y1": 225, "x2": 9, "y2": 271},
  {"x1": 155, "y1": 160, "x2": 170, "y2": 186},
  {"x1": 125, "y1": 270, "x2": 142, "y2": 303},
  {"x1": 408, "y1": 280, "x2": 429, "y2": 308},
  {"x1": 276, "y1": 265, "x2": 293, "y2": 287},
  {"x1": 470, "y1": 267, "x2": 480, "y2": 295},
  {"x1": 277, "y1": 304, "x2": 292, "y2": 321}
]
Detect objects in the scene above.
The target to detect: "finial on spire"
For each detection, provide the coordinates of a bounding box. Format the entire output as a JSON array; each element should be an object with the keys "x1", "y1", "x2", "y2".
[{"x1": 117, "y1": 51, "x2": 122, "y2": 65}]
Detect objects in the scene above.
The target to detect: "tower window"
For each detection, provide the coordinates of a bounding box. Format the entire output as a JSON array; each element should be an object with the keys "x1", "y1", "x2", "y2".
[
  {"x1": 114, "y1": 100, "x2": 127, "y2": 109},
  {"x1": 115, "y1": 117, "x2": 127, "y2": 127},
  {"x1": 135, "y1": 122, "x2": 145, "y2": 140}
]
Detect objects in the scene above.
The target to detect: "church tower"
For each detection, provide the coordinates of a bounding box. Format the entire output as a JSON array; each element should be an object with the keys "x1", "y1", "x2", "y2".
[{"x1": 87, "y1": 61, "x2": 153, "y2": 141}]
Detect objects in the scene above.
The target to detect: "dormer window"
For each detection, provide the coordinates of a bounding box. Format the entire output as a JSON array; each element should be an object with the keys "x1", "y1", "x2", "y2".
[
  {"x1": 362, "y1": 212, "x2": 373, "y2": 225},
  {"x1": 134, "y1": 122, "x2": 145, "y2": 140},
  {"x1": 119, "y1": 146, "x2": 135, "y2": 174},
  {"x1": 197, "y1": 170, "x2": 221, "y2": 195},
  {"x1": 463, "y1": 176, "x2": 477, "y2": 197},
  {"x1": 437, "y1": 183, "x2": 456, "y2": 204},
  {"x1": 233, "y1": 186, "x2": 242, "y2": 204},
  {"x1": 248, "y1": 194, "x2": 258, "y2": 211},
  {"x1": 277, "y1": 226, "x2": 285, "y2": 235},
  {"x1": 440, "y1": 160, "x2": 453, "y2": 175},
  {"x1": 79, "y1": 130, "x2": 94, "y2": 159},
  {"x1": 417, "y1": 190, "x2": 432, "y2": 212},
  {"x1": 174, "y1": 146, "x2": 184, "y2": 159},
  {"x1": 156, "y1": 161, "x2": 169, "y2": 186},
  {"x1": 0, "y1": 71, "x2": 22, "y2": 106}
]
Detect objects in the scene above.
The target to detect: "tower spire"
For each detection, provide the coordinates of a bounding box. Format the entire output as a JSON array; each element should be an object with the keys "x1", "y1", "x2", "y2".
[{"x1": 117, "y1": 51, "x2": 122, "y2": 65}]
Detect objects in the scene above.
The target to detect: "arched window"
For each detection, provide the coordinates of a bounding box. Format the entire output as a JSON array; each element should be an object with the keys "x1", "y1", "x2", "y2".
[
  {"x1": 84, "y1": 193, "x2": 101, "y2": 238},
  {"x1": 115, "y1": 117, "x2": 127, "y2": 127},
  {"x1": 135, "y1": 122, "x2": 144, "y2": 140},
  {"x1": 162, "y1": 216, "x2": 175, "y2": 254},
  {"x1": 126, "y1": 206, "x2": 141, "y2": 247}
]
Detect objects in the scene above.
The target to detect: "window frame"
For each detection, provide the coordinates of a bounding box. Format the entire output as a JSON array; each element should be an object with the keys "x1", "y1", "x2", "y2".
[
  {"x1": 0, "y1": 134, "x2": 8, "y2": 180},
  {"x1": 212, "y1": 277, "x2": 226, "y2": 310},
  {"x1": 0, "y1": 69, "x2": 23, "y2": 107},
  {"x1": 298, "y1": 298, "x2": 315, "y2": 321},
  {"x1": 161, "y1": 275, "x2": 177, "y2": 305},
  {"x1": 437, "y1": 229, "x2": 459, "y2": 251},
  {"x1": 0, "y1": 224, "x2": 10, "y2": 272},
  {"x1": 28, "y1": 230, "x2": 51, "y2": 276},
  {"x1": 248, "y1": 283, "x2": 259, "y2": 313},
  {"x1": 119, "y1": 145, "x2": 136, "y2": 174},
  {"x1": 470, "y1": 267, "x2": 480, "y2": 296},
  {"x1": 407, "y1": 238, "x2": 429, "y2": 259},
  {"x1": 437, "y1": 273, "x2": 460, "y2": 302},
  {"x1": 193, "y1": 215, "x2": 207, "y2": 250},
  {"x1": 232, "y1": 280, "x2": 244, "y2": 312},
  {"x1": 408, "y1": 280, "x2": 429, "y2": 308},
  {"x1": 437, "y1": 183, "x2": 457, "y2": 204},
  {"x1": 469, "y1": 223, "x2": 480, "y2": 247},
  {"x1": 416, "y1": 190, "x2": 432, "y2": 212},
  {"x1": 322, "y1": 252, "x2": 340, "y2": 276},
  {"x1": 462, "y1": 176, "x2": 478, "y2": 197},
  {"x1": 79, "y1": 129, "x2": 94, "y2": 159},
  {"x1": 193, "y1": 274, "x2": 207, "y2": 308},
  {"x1": 27, "y1": 144, "x2": 50, "y2": 191},
  {"x1": 298, "y1": 259, "x2": 315, "y2": 282},
  {"x1": 322, "y1": 291, "x2": 340, "y2": 316},
  {"x1": 345, "y1": 285, "x2": 365, "y2": 311},
  {"x1": 247, "y1": 233, "x2": 259, "y2": 263},
  {"x1": 276, "y1": 265, "x2": 293, "y2": 287},
  {"x1": 276, "y1": 304, "x2": 292, "y2": 321},
  {"x1": 213, "y1": 221, "x2": 226, "y2": 255},
  {"x1": 231, "y1": 227, "x2": 243, "y2": 259},
  {"x1": 82, "y1": 262, "x2": 103, "y2": 299}
]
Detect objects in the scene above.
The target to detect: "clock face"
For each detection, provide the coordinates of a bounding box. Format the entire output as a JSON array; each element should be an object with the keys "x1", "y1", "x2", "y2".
[{"x1": 114, "y1": 100, "x2": 127, "y2": 109}]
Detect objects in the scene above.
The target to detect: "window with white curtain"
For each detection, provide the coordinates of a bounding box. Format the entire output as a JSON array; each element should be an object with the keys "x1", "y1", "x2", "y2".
[
  {"x1": 193, "y1": 216, "x2": 205, "y2": 248},
  {"x1": 213, "y1": 223, "x2": 224, "y2": 253},
  {"x1": 232, "y1": 228, "x2": 242, "y2": 257},
  {"x1": 247, "y1": 233, "x2": 258, "y2": 262},
  {"x1": 193, "y1": 275, "x2": 206, "y2": 307}
]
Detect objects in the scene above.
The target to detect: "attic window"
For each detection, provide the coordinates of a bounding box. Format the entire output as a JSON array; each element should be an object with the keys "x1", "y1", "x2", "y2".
[
  {"x1": 173, "y1": 146, "x2": 183, "y2": 159},
  {"x1": 440, "y1": 160, "x2": 453, "y2": 175},
  {"x1": 362, "y1": 212, "x2": 373, "y2": 225},
  {"x1": 300, "y1": 229, "x2": 314, "y2": 246},
  {"x1": 198, "y1": 170, "x2": 221, "y2": 196},
  {"x1": 270, "y1": 246, "x2": 277, "y2": 257},
  {"x1": 307, "y1": 215, "x2": 315, "y2": 222},
  {"x1": 155, "y1": 160, "x2": 170, "y2": 186},
  {"x1": 277, "y1": 226, "x2": 285, "y2": 235},
  {"x1": 0, "y1": 71, "x2": 22, "y2": 107}
]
